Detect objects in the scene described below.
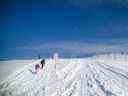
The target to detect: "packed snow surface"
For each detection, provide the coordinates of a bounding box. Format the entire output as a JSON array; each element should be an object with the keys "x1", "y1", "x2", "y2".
[
  {"x1": 0, "y1": 54, "x2": 128, "y2": 96},
  {"x1": 0, "y1": 60, "x2": 36, "y2": 81}
]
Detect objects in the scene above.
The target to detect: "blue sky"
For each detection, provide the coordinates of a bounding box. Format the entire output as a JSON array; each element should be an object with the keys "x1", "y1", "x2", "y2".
[{"x1": 1, "y1": 0, "x2": 128, "y2": 59}]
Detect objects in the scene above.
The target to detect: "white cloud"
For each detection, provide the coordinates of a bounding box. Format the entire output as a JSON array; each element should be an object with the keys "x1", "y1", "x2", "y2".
[{"x1": 10, "y1": 39, "x2": 128, "y2": 57}]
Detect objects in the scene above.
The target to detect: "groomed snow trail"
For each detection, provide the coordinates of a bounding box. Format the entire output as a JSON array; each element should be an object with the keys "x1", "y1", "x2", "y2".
[{"x1": 0, "y1": 55, "x2": 128, "y2": 96}]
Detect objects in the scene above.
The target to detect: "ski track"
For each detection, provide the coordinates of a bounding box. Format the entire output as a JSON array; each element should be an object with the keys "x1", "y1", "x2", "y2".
[{"x1": 0, "y1": 56, "x2": 128, "y2": 96}]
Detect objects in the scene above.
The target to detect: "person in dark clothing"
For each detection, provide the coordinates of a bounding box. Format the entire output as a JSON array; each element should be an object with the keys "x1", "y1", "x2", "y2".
[
  {"x1": 33, "y1": 59, "x2": 45, "y2": 74},
  {"x1": 35, "y1": 64, "x2": 40, "y2": 70},
  {"x1": 41, "y1": 59, "x2": 45, "y2": 69}
]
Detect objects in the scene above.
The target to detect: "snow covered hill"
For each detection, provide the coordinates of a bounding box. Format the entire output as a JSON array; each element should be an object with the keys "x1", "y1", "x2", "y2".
[{"x1": 0, "y1": 54, "x2": 128, "y2": 96}]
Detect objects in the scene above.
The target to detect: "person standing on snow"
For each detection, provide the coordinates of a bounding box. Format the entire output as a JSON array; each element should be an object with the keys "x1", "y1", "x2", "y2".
[
  {"x1": 34, "y1": 59, "x2": 45, "y2": 78},
  {"x1": 41, "y1": 59, "x2": 45, "y2": 69},
  {"x1": 53, "y1": 52, "x2": 59, "y2": 70},
  {"x1": 35, "y1": 59, "x2": 45, "y2": 73},
  {"x1": 29, "y1": 59, "x2": 46, "y2": 76}
]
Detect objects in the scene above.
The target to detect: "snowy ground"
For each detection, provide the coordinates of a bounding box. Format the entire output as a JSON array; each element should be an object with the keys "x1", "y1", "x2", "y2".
[
  {"x1": 0, "y1": 54, "x2": 128, "y2": 96},
  {"x1": 0, "y1": 60, "x2": 37, "y2": 81}
]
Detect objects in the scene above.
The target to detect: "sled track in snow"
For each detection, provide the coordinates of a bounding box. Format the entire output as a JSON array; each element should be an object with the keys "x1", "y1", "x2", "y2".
[
  {"x1": 80, "y1": 61, "x2": 128, "y2": 96},
  {"x1": 0, "y1": 59, "x2": 128, "y2": 96}
]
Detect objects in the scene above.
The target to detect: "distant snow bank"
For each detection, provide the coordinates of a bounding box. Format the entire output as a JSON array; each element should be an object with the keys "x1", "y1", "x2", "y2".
[{"x1": 91, "y1": 53, "x2": 128, "y2": 70}]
